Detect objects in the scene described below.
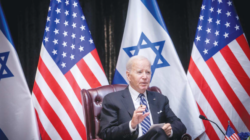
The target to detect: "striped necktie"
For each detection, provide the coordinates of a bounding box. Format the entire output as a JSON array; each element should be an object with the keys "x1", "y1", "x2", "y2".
[{"x1": 138, "y1": 93, "x2": 151, "y2": 135}]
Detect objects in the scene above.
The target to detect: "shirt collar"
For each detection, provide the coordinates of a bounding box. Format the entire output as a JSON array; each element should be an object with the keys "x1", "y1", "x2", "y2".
[{"x1": 129, "y1": 85, "x2": 147, "y2": 101}]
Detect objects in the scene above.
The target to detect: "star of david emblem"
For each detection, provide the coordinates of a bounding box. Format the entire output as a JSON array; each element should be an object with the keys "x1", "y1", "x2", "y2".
[
  {"x1": 123, "y1": 32, "x2": 170, "y2": 79},
  {"x1": 0, "y1": 52, "x2": 14, "y2": 80}
]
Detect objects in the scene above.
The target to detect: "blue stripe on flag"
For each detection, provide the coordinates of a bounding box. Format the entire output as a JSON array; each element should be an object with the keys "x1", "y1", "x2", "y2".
[
  {"x1": 0, "y1": 3, "x2": 13, "y2": 46},
  {"x1": 112, "y1": 69, "x2": 127, "y2": 84},
  {"x1": 141, "y1": 0, "x2": 168, "y2": 33},
  {"x1": 0, "y1": 129, "x2": 8, "y2": 140}
]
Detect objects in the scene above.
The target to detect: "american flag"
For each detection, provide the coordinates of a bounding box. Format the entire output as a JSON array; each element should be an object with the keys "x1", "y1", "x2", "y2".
[
  {"x1": 187, "y1": 0, "x2": 250, "y2": 139},
  {"x1": 224, "y1": 124, "x2": 240, "y2": 140},
  {"x1": 32, "y1": 0, "x2": 109, "y2": 139}
]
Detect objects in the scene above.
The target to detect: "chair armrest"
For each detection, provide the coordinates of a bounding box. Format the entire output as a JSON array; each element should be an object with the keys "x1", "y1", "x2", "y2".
[{"x1": 181, "y1": 133, "x2": 192, "y2": 140}]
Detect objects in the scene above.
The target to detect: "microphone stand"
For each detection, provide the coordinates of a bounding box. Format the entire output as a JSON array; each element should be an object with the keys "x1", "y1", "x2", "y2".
[{"x1": 199, "y1": 115, "x2": 225, "y2": 136}]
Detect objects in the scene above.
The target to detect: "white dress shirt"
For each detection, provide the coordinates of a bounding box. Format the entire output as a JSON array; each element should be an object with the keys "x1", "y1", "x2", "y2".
[{"x1": 128, "y1": 86, "x2": 173, "y2": 138}]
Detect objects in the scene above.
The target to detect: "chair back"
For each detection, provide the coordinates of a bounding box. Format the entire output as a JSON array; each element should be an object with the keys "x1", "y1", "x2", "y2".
[{"x1": 81, "y1": 84, "x2": 161, "y2": 139}]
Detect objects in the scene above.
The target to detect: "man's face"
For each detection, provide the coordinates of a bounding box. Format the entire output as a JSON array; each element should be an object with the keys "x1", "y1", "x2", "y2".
[{"x1": 126, "y1": 59, "x2": 151, "y2": 93}]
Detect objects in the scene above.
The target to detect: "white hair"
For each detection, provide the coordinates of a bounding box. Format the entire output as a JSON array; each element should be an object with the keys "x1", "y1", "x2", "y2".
[{"x1": 126, "y1": 56, "x2": 150, "y2": 72}]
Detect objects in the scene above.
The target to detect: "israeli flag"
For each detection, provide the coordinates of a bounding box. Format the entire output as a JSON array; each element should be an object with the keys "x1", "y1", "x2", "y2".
[
  {"x1": 113, "y1": 0, "x2": 205, "y2": 138},
  {"x1": 0, "y1": 3, "x2": 39, "y2": 140}
]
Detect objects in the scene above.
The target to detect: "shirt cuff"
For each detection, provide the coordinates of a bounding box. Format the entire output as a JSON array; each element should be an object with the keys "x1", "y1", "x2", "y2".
[
  {"x1": 129, "y1": 121, "x2": 137, "y2": 133},
  {"x1": 169, "y1": 129, "x2": 173, "y2": 138}
]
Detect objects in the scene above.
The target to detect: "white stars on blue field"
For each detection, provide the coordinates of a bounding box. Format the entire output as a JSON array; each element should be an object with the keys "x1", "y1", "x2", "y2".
[
  {"x1": 194, "y1": 0, "x2": 243, "y2": 61},
  {"x1": 43, "y1": 0, "x2": 95, "y2": 74}
]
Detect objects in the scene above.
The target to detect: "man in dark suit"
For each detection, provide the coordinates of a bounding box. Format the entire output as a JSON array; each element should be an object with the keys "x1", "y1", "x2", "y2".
[{"x1": 99, "y1": 56, "x2": 186, "y2": 140}]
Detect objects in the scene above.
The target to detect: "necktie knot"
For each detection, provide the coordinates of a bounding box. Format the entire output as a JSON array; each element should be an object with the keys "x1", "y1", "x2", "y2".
[{"x1": 138, "y1": 93, "x2": 145, "y2": 99}]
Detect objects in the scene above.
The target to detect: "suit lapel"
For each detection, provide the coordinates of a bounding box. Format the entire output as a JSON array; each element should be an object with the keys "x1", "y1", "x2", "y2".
[
  {"x1": 147, "y1": 91, "x2": 159, "y2": 124},
  {"x1": 121, "y1": 88, "x2": 135, "y2": 117}
]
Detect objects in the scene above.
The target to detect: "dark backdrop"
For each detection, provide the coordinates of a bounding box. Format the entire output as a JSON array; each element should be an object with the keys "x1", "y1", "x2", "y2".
[{"x1": 1, "y1": 0, "x2": 250, "y2": 91}]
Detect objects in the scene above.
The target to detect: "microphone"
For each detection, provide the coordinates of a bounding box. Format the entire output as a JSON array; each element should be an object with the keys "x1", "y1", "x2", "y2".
[
  {"x1": 199, "y1": 115, "x2": 207, "y2": 120},
  {"x1": 199, "y1": 115, "x2": 225, "y2": 136}
]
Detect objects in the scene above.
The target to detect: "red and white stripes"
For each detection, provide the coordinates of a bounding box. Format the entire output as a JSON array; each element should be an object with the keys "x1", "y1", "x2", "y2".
[
  {"x1": 32, "y1": 44, "x2": 108, "y2": 139},
  {"x1": 187, "y1": 35, "x2": 250, "y2": 140},
  {"x1": 224, "y1": 134, "x2": 240, "y2": 140}
]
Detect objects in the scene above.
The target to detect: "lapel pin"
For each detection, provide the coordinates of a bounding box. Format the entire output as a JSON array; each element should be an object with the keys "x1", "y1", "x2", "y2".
[
  {"x1": 157, "y1": 110, "x2": 162, "y2": 114},
  {"x1": 153, "y1": 98, "x2": 156, "y2": 100}
]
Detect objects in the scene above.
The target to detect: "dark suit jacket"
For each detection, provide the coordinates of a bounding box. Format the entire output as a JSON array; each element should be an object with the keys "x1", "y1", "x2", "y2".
[{"x1": 98, "y1": 87, "x2": 186, "y2": 140}]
